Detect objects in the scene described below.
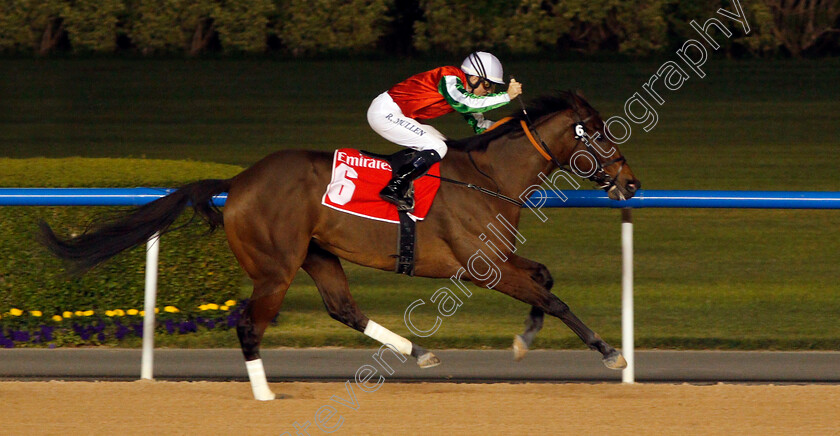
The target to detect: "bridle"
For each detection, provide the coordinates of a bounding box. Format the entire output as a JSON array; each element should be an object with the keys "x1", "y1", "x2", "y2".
[
  {"x1": 425, "y1": 94, "x2": 630, "y2": 208},
  {"x1": 517, "y1": 97, "x2": 627, "y2": 192}
]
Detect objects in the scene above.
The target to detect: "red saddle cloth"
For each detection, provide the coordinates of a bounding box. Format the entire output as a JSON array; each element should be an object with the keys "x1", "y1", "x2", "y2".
[{"x1": 321, "y1": 149, "x2": 441, "y2": 223}]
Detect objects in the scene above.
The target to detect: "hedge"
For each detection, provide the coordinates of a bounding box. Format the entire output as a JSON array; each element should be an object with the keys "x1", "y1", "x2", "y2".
[
  {"x1": 414, "y1": 0, "x2": 669, "y2": 56},
  {"x1": 1, "y1": 0, "x2": 837, "y2": 57}
]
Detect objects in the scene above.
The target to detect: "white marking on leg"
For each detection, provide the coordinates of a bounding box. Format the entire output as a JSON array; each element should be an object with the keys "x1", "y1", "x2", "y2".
[
  {"x1": 364, "y1": 320, "x2": 412, "y2": 355},
  {"x1": 245, "y1": 358, "x2": 276, "y2": 401}
]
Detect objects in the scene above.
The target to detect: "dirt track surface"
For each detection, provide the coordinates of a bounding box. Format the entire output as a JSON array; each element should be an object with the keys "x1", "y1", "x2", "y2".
[{"x1": 2, "y1": 381, "x2": 838, "y2": 435}]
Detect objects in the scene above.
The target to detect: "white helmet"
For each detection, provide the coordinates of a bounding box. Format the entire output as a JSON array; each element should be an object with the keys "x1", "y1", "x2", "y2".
[{"x1": 460, "y1": 51, "x2": 504, "y2": 85}]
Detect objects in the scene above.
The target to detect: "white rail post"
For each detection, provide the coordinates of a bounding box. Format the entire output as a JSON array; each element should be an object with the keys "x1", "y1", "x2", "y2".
[
  {"x1": 141, "y1": 232, "x2": 160, "y2": 380},
  {"x1": 621, "y1": 208, "x2": 634, "y2": 383}
]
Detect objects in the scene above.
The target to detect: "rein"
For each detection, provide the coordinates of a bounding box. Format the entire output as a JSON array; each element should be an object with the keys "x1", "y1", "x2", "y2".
[
  {"x1": 426, "y1": 93, "x2": 628, "y2": 206},
  {"x1": 424, "y1": 173, "x2": 525, "y2": 207}
]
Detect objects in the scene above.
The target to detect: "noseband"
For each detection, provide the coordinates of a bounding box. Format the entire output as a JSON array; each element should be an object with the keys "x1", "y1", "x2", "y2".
[{"x1": 566, "y1": 108, "x2": 627, "y2": 191}]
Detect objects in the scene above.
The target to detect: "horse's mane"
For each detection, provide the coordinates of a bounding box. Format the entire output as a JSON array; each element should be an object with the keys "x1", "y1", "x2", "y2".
[{"x1": 446, "y1": 90, "x2": 594, "y2": 153}]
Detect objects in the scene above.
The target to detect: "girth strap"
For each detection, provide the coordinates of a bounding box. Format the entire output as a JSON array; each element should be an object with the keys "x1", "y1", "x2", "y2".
[{"x1": 396, "y1": 211, "x2": 416, "y2": 275}]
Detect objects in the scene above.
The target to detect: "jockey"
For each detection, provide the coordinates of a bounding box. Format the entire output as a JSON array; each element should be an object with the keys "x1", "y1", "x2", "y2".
[{"x1": 368, "y1": 51, "x2": 523, "y2": 210}]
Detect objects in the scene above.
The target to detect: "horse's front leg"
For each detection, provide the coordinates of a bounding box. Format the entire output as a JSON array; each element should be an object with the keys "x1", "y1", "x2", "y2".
[
  {"x1": 484, "y1": 260, "x2": 626, "y2": 370},
  {"x1": 513, "y1": 306, "x2": 544, "y2": 361}
]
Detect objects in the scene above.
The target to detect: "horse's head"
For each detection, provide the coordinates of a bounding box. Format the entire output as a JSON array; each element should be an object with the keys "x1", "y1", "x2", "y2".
[
  {"x1": 534, "y1": 91, "x2": 641, "y2": 200},
  {"x1": 445, "y1": 91, "x2": 641, "y2": 200}
]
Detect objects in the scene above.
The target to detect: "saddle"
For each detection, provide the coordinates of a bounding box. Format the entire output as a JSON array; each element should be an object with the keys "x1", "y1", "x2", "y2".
[{"x1": 321, "y1": 148, "x2": 442, "y2": 276}]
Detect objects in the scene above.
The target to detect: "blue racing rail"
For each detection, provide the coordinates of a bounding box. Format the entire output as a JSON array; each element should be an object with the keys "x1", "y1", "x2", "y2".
[{"x1": 1, "y1": 188, "x2": 839, "y2": 209}]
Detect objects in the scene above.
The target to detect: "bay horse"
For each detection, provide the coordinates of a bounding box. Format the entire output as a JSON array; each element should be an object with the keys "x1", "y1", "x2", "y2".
[{"x1": 39, "y1": 91, "x2": 640, "y2": 400}]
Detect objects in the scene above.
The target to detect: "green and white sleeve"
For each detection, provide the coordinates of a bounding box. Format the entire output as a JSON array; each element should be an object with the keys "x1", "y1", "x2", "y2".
[
  {"x1": 438, "y1": 75, "x2": 511, "y2": 115},
  {"x1": 464, "y1": 113, "x2": 494, "y2": 134}
]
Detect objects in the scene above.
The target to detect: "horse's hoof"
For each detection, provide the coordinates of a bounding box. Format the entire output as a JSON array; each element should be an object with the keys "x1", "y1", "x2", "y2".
[
  {"x1": 602, "y1": 351, "x2": 627, "y2": 370},
  {"x1": 257, "y1": 393, "x2": 291, "y2": 400},
  {"x1": 254, "y1": 391, "x2": 277, "y2": 401},
  {"x1": 512, "y1": 335, "x2": 528, "y2": 361},
  {"x1": 417, "y1": 352, "x2": 441, "y2": 368}
]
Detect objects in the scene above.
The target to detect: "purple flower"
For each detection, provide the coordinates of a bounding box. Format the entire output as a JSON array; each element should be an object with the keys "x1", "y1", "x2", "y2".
[
  {"x1": 97, "y1": 332, "x2": 105, "y2": 342},
  {"x1": 226, "y1": 311, "x2": 241, "y2": 328},
  {"x1": 164, "y1": 319, "x2": 175, "y2": 334},
  {"x1": 115, "y1": 325, "x2": 129, "y2": 340},
  {"x1": 41, "y1": 326, "x2": 54, "y2": 342},
  {"x1": 12, "y1": 331, "x2": 30, "y2": 342}
]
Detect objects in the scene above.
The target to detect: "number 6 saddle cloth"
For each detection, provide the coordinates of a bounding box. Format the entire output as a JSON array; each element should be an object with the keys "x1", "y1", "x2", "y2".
[{"x1": 321, "y1": 148, "x2": 442, "y2": 223}]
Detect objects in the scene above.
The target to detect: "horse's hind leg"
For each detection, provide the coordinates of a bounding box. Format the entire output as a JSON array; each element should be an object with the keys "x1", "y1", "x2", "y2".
[
  {"x1": 302, "y1": 242, "x2": 441, "y2": 368},
  {"x1": 224, "y1": 197, "x2": 309, "y2": 401},
  {"x1": 237, "y1": 277, "x2": 291, "y2": 401},
  {"x1": 226, "y1": 220, "x2": 307, "y2": 401}
]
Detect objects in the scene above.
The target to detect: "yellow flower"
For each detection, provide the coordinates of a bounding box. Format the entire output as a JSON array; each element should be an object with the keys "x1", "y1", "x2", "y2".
[
  {"x1": 63, "y1": 311, "x2": 73, "y2": 319},
  {"x1": 75, "y1": 311, "x2": 84, "y2": 317},
  {"x1": 83, "y1": 310, "x2": 94, "y2": 316},
  {"x1": 163, "y1": 306, "x2": 179, "y2": 313},
  {"x1": 139, "y1": 310, "x2": 145, "y2": 316},
  {"x1": 199, "y1": 304, "x2": 209, "y2": 311},
  {"x1": 105, "y1": 310, "x2": 115, "y2": 317},
  {"x1": 9, "y1": 308, "x2": 23, "y2": 316},
  {"x1": 154, "y1": 308, "x2": 160, "y2": 314},
  {"x1": 127, "y1": 309, "x2": 138, "y2": 316},
  {"x1": 114, "y1": 309, "x2": 125, "y2": 317},
  {"x1": 207, "y1": 303, "x2": 219, "y2": 310},
  {"x1": 30, "y1": 310, "x2": 42, "y2": 317},
  {"x1": 51, "y1": 315, "x2": 63, "y2": 322},
  {"x1": 220, "y1": 305, "x2": 229, "y2": 311},
  {"x1": 224, "y1": 300, "x2": 236, "y2": 307}
]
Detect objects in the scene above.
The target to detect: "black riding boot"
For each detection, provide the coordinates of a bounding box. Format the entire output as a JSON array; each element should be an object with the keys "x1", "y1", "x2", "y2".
[{"x1": 380, "y1": 150, "x2": 441, "y2": 211}]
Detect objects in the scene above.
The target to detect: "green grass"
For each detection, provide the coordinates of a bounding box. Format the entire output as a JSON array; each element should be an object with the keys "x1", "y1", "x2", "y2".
[
  {"x1": 0, "y1": 58, "x2": 838, "y2": 350},
  {"x1": 0, "y1": 158, "x2": 247, "y2": 317}
]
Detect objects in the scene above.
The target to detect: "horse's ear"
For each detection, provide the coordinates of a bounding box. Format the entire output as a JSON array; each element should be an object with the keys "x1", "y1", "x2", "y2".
[{"x1": 573, "y1": 89, "x2": 587, "y2": 100}]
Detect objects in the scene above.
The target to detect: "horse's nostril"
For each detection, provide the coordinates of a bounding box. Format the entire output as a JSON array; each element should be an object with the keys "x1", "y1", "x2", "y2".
[{"x1": 626, "y1": 183, "x2": 637, "y2": 193}]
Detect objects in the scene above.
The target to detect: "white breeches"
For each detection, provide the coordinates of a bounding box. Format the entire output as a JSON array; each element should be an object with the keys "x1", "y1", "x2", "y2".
[{"x1": 367, "y1": 92, "x2": 448, "y2": 158}]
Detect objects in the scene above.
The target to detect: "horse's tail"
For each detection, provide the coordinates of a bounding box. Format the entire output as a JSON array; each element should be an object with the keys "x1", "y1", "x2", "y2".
[{"x1": 39, "y1": 179, "x2": 231, "y2": 273}]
